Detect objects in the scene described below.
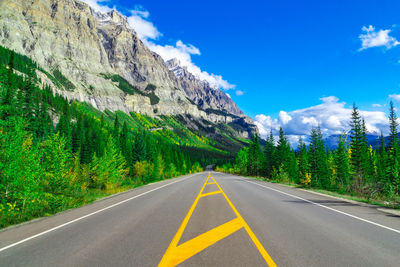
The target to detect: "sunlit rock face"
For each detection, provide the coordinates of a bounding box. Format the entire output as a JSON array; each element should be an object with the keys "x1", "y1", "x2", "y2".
[{"x1": 0, "y1": 0, "x2": 258, "y2": 138}]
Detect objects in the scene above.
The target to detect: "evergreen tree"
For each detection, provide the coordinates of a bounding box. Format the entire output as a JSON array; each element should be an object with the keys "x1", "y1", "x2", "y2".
[
  {"x1": 297, "y1": 137, "x2": 309, "y2": 185},
  {"x1": 308, "y1": 127, "x2": 330, "y2": 188},
  {"x1": 263, "y1": 130, "x2": 276, "y2": 178},
  {"x1": 349, "y1": 104, "x2": 369, "y2": 192},
  {"x1": 387, "y1": 101, "x2": 400, "y2": 193},
  {"x1": 247, "y1": 135, "x2": 264, "y2": 176},
  {"x1": 334, "y1": 134, "x2": 350, "y2": 191},
  {"x1": 113, "y1": 115, "x2": 119, "y2": 139},
  {"x1": 132, "y1": 131, "x2": 146, "y2": 162}
]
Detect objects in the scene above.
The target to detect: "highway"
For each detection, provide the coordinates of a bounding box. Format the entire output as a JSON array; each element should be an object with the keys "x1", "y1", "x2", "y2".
[{"x1": 0, "y1": 171, "x2": 399, "y2": 266}]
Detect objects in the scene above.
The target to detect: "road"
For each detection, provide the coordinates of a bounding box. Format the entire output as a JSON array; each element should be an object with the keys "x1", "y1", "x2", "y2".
[{"x1": 1, "y1": 171, "x2": 400, "y2": 266}]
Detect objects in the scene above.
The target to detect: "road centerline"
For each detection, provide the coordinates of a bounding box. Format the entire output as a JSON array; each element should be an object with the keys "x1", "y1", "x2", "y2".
[{"x1": 158, "y1": 172, "x2": 276, "y2": 267}]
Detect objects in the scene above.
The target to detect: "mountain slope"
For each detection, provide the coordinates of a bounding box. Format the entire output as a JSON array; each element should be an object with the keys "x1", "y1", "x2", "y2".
[
  {"x1": 166, "y1": 58, "x2": 243, "y2": 116},
  {"x1": 0, "y1": 0, "x2": 257, "y2": 142}
]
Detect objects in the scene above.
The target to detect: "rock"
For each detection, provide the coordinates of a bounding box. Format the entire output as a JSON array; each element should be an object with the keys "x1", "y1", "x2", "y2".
[{"x1": 0, "y1": 0, "x2": 259, "y2": 138}]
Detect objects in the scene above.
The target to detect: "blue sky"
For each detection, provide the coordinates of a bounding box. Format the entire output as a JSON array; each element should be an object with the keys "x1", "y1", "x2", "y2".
[{"x1": 84, "y1": 0, "x2": 400, "y2": 141}]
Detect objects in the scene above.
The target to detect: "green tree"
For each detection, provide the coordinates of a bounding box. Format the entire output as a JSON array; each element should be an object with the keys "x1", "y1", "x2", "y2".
[
  {"x1": 334, "y1": 134, "x2": 351, "y2": 191},
  {"x1": 90, "y1": 137, "x2": 128, "y2": 190},
  {"x1": 297, "y1": 137, "x2": 309, "y2": 185},
  {"x1": 263, "y1": 130, "x2": 276, "y2": 178},
  {"x1": 308, "y1": 127, "x2": 330, "y2": 188},
  {"x1": 387, "y1": 101, "x2": 400, "y2": 193}
]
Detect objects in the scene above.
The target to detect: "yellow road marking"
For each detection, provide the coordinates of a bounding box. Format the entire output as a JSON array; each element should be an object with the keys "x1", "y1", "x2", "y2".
[
  {"x1": 158, "y1": 172, "x2": 276, "y2": 267},
  {"x1": 213, "y1": 175, "x2": 276, "y2": 267},
  {"x1": 200, "y1": 190, "x2": 222, "y2": 197},
  {"x1": 160, "y1": 217, "x2": 243, "y2": 266}
]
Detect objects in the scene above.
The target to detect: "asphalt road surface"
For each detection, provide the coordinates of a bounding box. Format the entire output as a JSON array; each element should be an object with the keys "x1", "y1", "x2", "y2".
[{"x1": 1, "y1": 172, "x2": 400, "y2": 266}]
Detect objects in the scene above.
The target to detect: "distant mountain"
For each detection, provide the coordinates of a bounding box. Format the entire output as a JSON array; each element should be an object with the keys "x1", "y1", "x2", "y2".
[{"x1": 324, "y1": 133, "x2": 387, "y2": 150}]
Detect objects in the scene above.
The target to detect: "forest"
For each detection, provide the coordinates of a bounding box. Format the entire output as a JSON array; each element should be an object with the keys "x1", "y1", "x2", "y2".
[
  {"x1": 218, "y1": 103, "x2": 400, "y2": 206},
  {"x1": 0, "y1": 47, "x2": 229, "y2": 228}
]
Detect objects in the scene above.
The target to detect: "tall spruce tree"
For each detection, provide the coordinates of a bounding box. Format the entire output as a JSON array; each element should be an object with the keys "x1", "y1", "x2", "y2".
[
  {"x1": 263, "y1": 130, "x2": 276, "y2": 178},
  {"x1": 349, "y1": 104, "x2": 369, "y2": 191},
  {"x1": 308, "y1": 127, "x2": 330, "y2": 188},
  {"x1": 334, "y1": 134, "x2": 350, "y2": 190},
  {"x1": 387, "y1": 101, "x2": 400, "y2": 193},
  {"x1": 297, "y1": 137, "x2": 309, "y2": 184}
]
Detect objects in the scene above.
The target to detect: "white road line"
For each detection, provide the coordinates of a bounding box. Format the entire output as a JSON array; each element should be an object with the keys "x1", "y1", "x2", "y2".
[
  {"x1": 242, "y1": 178, "x2": 400, "y2": 235},
  {"x1": 0, "y1": 175, "x2": 194, "y2": 253}
]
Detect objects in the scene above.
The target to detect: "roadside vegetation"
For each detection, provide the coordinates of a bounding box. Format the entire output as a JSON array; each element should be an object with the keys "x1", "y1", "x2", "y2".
[
  {"x1": 217, "y1": 103, "x2": 400, "y2": 208},
  {"x1": 0, "y1": 47, "x2": 233, "y2": 229}
]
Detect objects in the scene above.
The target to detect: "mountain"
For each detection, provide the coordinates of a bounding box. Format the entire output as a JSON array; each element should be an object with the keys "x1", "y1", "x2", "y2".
[
  {"x1": 0, "y1": 0, "x2": 257, "y2": 144},
  {"x1": 324, "y1": 133, "x2": 381, "y2": 149},
  {"x1": 166, "y1": 58, "x2": 243, "y2": 116}
]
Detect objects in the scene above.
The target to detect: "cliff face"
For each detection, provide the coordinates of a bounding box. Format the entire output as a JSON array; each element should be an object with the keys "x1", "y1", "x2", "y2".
[
  {"x1": 0, "y1": 0, "x2": 258, "y2": 139},
  {"x1": 166, "y1": 58, "x2": 243, "y2": 117}
]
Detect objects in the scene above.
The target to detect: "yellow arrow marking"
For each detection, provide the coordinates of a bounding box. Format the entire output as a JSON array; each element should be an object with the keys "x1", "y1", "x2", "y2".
[{"x1": 158, "y1": 172, "x2": 276, "y2": 267}]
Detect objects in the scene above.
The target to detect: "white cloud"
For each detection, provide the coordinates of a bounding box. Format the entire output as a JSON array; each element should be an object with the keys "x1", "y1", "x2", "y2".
[
  {"x1": 236, "y1": 90, "x2": 244, "y2": 96},
  {"x1": 253, "y1": 114, "x2": 280, "y2": 137},
  {"x1": 389, "y1": 93, "x2": 400, "y2": 101},
  {"x1": 225, "y1": 93, "x2": 231, "y2": 98},
  {"x1": 81, "y1": 0, "x2": 112, "y2": 13},
  {"x1": 127, "y1": 9, "x2": 161, "y2": 40},
  {"x1": 279, "y1": 111, "x2": 292, "y2": 125},
  {"x1": 254, "y1": 96, "x2": 389, "y2": 141},
  {"x1": 125, "y1": 6, "x2": 234, "y2": 90},
  {"x1": 359, "y1": 25, "x2": 400, "y2": 51},
  {"x1": 146, "y1": 40, "x2": 234, "y2": 90},
  {"x1": 80, "y1": 1, "x2": 235, "y2": 90},
  {"x1": 372, "y1": 104, "x2": 382, "y2": 107}
]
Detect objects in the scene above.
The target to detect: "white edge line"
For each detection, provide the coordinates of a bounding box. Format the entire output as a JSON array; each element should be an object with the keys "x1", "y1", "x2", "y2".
[
  {"x1": 0, "y1": 175, "x2": 193, "y2": 253},
  {"x1": 242, "y1": 178, "x2": 400, "y2": 234}
]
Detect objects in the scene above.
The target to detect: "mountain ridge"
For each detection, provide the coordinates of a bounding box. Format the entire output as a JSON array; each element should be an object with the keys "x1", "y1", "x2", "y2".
[{"x1": 0, "y1": 0, "x2": 257, "y2": 140}]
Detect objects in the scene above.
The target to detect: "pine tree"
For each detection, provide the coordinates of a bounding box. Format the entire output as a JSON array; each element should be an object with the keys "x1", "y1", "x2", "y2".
[
  {"x1": 309, "y1": 127, "x2": 330, "y2": 188},
  {"x1": 247, "y1": 135, "x2": 264, "y2": 176},
  {"x1": 132, "y1": 131, "x2": 146, "y2": 162},
  {"x1": 376, "y1": 133, "x2": 390, "y2": 195},
  {"x1": 387, "y1": 101, "x2": 400, "y2": 193},
  {"x1": 113, "y1": 114, "x2": 119, "y2": 139},
  {"x1": 119, "y1": 122, "x2": 131, "y2": 163},
  {"x1": 349, "y1": 104, "x2": 369, "y2": 192},
  {"x1": 297, "y1": 137, "x2": 309, "y2": 185},
  {"x1": 264, "y1": 130, "x2": 276, "y2": 178},
  {"x1": 0, "y1": 51, "x2": 16, "y2": 119},
  {"x1": 334, "y1": 134, "x2": 350, "y2": 191},
  {"x1": 236, "y1": 147, "x2": 248, "y2": 175}
]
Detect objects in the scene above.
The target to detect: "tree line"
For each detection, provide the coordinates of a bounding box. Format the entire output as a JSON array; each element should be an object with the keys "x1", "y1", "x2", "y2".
[
  {"x1": 219, "y1": 103, "x2": 400, "y2": 203},
  {"x1": 0, "y1": 48, "x2": 212, "y2": 228}
]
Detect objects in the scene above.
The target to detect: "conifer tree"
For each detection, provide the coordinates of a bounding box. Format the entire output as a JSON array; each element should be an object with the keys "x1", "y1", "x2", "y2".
[
  {"x1": 349, "y1": 104, "x2": 369, "y2": 191},
  {"x1": 334, "y1": 134, "x2": 350, "y2": 190},
  {"x1": 113, "y1": 114, "x2": 119, "y2": 139},
  {"x1": 387, "y1": 101, "x2": 400, "y2": 193},
  {"x1": 309, "y1": 127, "x2": 330, "y2": 188},
  {"x1": 132, "y1": 130, "x2": 146, "y2": 162},
  {"x1": 297, "y1": 137, "x2": 309, "y2": 185},
  {"x1": 264, "y1": 130, "x2": 276, "y2": 178}
]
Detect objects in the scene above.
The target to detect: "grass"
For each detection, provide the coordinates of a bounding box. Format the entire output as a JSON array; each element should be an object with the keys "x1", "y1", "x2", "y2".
[{"x1": 229, "y1": 173, "x2": 400, "y2": 210}]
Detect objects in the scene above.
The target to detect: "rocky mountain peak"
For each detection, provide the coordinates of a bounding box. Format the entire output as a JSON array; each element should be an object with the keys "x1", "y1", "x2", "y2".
[
  {"x1": 0, "y1": 0, "x2": 258, "y2": 139},
  {"x1": 166, "y1": 58, "x2": 185, "y2": 78},
  {"x1": 166, "y1": 58, "x2": 244, "y2": 117}
]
